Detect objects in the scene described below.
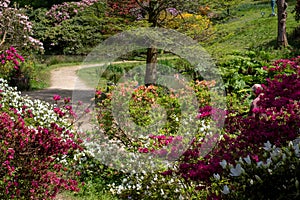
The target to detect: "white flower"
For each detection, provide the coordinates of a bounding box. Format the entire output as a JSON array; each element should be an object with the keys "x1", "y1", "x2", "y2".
[
  {"x1": 213, "y1": 173, "x2": 220, "y2": 180},
  {"x1": 263, "y1": 141, "x2": 272, "y2": 151},
  {"x1": 243, "y1": 155, "x2": 251, "y2": 164},
  {"x1": 220, "y1": 159, "x2": 227, "y2": 169},
  {"x1": 230, "y1": 163, "x2": 244, "y2": 177},
  {"x1": 221, "y1": 185, "x2": 230, "y2": 194}
]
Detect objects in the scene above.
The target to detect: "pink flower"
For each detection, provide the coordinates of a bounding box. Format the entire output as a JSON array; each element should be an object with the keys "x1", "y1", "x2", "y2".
[{"x1": 53, "y1": 94, "x2": 61, "y2": 101}]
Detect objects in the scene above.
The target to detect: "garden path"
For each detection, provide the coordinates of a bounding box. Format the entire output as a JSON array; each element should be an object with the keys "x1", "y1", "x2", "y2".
[{"x1": 22, "y1": 61, "x2": 142, "y2": 131}]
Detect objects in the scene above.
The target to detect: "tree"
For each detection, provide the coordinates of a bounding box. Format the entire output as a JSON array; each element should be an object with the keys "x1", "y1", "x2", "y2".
[
  {"x1": 277, "y1": 0, "x2": 288, "y2": 47},
  {"x1": 111, "y1": 0, "x2": 206, "y2": 84},
  {"x1": 295, "y1": 0, "x2": 300, "y2": 22}
]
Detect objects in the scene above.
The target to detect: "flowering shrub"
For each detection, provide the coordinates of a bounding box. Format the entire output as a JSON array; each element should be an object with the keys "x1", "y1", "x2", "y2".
[
  {"x1": 33, "y1": 1, "x2": 126, "y2": 55},
  {"x1": 0, "y1": 47, "x2": 24, "y2": 79},
  {"x1": 46, "y1": 0, "x2": 100, "y2": 24},
  {"x1": 161, "y1": 57, "x2": 300, "y2": 199},
  {"x1": 0, "y1": 79, "x2": 84, "y2": 199},
  {"x1": 0, "y1": 0, "x2": 43, "y2": 52},
  {"x1": 215, "y1": 141, "x2": 300, "y2": 199},
  {"x1": 0, "y1": 46, "x2": 34, "y2": 90},
  {"x1": 95, "y1": 78, "x2": 221, "y2": 198},
  {"x1": 160, "y1": 12, "x2": 213, "y2": 41}
]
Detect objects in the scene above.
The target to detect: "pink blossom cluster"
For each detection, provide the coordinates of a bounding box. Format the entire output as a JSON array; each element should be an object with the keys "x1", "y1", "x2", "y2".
[
  {"x1": 0, "y1": 83, "x2": 84, "y2": 198},
  {"x1": 138, "y1": 134, "x2": 184, "y2": 160},
  {"x1": 0, "y1": 46, "x2": 24, "y2": 71},
  {"x1": 52, "y1": 94, "x2": 78, "y2": 119},
  {"x1": 46, "y1": 0, "x2": 99, "y2": 23},
  {"x1": 0, "y1": 0, "x2": 10, "y2": 8}
]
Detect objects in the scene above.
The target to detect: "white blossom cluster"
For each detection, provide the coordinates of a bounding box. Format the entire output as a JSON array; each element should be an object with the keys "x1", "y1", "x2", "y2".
[
  {"x1": 108, "y1": 167, "x2": 188, "y2": 199},
  {"x1": 0, "y1": 78, "x2": 70, "y2": 128},
  {"x1": 217, "y1": 140, "x2": 300, "y2": 195}
]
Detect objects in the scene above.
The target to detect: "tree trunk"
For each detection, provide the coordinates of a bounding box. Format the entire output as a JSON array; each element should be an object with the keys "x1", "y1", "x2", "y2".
[
  {"x1": 277, "y1": 0, "x2": 288, "y2": 47},
  {"x1": 144, "y1": 1, "x2": 159, "y2": 85},
  {"x1": 144, "y1": 47, "x2": 158, "y2": 85}
]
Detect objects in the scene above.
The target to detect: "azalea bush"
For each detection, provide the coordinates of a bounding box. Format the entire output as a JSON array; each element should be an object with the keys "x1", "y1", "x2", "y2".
[
  {"x1": 0, "y1": 79, "x2": 84, "y2": 199},
  {"x1": 0, "y1": 47, "x2": 25, "y2": 80},
  {"x1": 160, "y1": 12, "x2": 213, "y2": 42},
  {"x1": 161, "y1": 56, "x2": 300, "y2": 199},
  {"x1": 0, "y1": 46, "x2": 35, "y2": 90}
]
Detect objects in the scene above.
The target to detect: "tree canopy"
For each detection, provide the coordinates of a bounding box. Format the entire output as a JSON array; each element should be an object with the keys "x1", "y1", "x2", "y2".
[{"x1": 11, "y1": 0, "x2": 81, "y2": 8}]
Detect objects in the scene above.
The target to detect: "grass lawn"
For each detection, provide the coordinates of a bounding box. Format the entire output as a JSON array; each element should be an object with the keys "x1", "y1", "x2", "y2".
[{"x1": 204, "y1": 0, "x2": 299, "y2": 60}]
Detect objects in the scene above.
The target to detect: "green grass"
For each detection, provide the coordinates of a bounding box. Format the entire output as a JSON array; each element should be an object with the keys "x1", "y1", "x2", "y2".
[{"x1": 203, "y1": 0, "x2": 299, "y2": 60}]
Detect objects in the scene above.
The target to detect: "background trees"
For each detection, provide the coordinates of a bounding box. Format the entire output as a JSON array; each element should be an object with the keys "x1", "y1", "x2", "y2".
[{"x1": 11, "y1": 0, "x2": 79, "y2": 8}]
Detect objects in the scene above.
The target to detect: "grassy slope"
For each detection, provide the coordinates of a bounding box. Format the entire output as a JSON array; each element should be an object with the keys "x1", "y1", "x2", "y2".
[{"x1": 204, "y1": 0, "x2": 299, "y2": 60}]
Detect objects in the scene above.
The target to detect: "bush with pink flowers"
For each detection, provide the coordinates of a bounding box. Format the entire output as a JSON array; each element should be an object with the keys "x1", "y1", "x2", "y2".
[
  {"x1": 161, "y1": 57, "x2": 300, "y2": 199},
  {"x1": 0, "y1": 0, "x2": 43, "y2": 53},
  {"x1": 46, "y1": 0, "x2": 100, "y2": 24},
  {"x1": 0, "y1": 79, "x2": 84, "y2": 199}
]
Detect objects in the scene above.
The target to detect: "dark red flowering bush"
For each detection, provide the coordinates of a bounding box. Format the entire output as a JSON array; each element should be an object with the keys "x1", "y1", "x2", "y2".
[
  {"x1": 0, "y1": 80, "x2": 84, "y2": 199},
  {"x1": 163, "y1": 56, "x2": 300, "y2": 199}
]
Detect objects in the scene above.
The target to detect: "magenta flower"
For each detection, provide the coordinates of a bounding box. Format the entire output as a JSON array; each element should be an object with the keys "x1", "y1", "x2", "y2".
[{"x1": 53, "y1": 94, "x2": 61, "y2": 101}]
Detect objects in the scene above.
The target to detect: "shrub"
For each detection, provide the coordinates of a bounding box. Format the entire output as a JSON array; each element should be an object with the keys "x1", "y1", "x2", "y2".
[
  {"x1": 95, "y1": 78, "x2": 222, "y2": 199},
  {"x1": 0, "y1": 0, "x2": 43, "y2": 53},
  {"x1": 0, "y1": 79, "x2": 84, "y2": 199},
  {"x1": 167, "y1": 56, "x2": 300, "y2": 199},
  {"x1": 0, "y1": 46, "x2": 34, "y2": 90},
  {"x1": 31, "y1": 1, "x2": 133, "y2": 55}
]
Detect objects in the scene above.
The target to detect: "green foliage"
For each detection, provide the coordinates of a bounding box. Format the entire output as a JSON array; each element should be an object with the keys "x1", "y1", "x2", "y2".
[
  {"x1": 30, "y1": 2, "x2": 135, "y2": 55},
  {"x1": 294, "y1": 0, "x2": 300, "y2": 22},
  {"x1": 219, "y1": 51, "x2": 269, "y2": 98},
  {"x1": 70, "y1": 151, "x2": 124, "y2": 199}
]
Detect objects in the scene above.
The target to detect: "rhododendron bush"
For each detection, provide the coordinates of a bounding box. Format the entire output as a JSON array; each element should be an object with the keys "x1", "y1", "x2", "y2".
[
  {"x1": 0, "y1": 79, "x2": 84, "y2": 199},
  {"x1": 46, "y1": 0, "x2": 100, "y2": 24},
  {"x1": 0, "y1": 0, "x2": 43, "y2": 53}
]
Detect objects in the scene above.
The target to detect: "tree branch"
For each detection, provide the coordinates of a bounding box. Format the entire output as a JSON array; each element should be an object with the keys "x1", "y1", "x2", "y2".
[{"x1": 0, "y1": 30, "x2": 7, "y2": 47}]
